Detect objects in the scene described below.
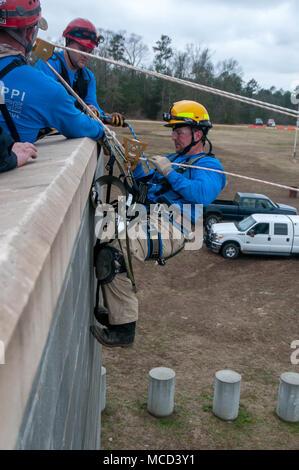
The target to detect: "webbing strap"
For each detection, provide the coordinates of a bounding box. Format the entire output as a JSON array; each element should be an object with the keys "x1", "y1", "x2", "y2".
[
  {"x1": 91, "y1": 171, "x2": 137, "y2": 292},
  {"x1": 54, "y1": 54, "x2": 90, "y2": 109},
  {"x1": 155, "y1": 153, "x2": 213, "y2": 198},
  {"x1": 0, "y1": 58, "x2": 26, "y2": 142}
]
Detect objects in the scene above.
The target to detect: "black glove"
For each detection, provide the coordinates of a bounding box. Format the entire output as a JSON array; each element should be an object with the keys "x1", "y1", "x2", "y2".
[
  {"x1": 88, "y1": 105, "x2": 101, "y2": 120},
  {"x1": 106, "y1": 112, "x2": 126, "y2": 127}
]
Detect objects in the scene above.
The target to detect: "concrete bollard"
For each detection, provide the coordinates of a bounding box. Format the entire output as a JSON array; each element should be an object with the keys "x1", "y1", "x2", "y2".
[
  {"x1": 213, "y1": 370, "x2": 242, "y2": 420},
  {"x1": 276, "y1": 372, "x2": 299, "y2": 423},
  {"x1": 101, "y1": 366, "x2": 106, "y2": 412},
  {"x1": 147, "y1": 367, "x2": 175, "y2": 418}
]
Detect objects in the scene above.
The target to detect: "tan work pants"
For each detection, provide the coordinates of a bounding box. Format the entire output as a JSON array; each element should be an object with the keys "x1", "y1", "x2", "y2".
[{"x1": 101, "y1": 214, "x2": 185, "y2": 325}]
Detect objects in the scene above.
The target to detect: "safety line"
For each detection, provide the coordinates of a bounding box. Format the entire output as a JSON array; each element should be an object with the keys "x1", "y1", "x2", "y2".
[
  {"x1": 143, "y1": 157, "x2": 299, "y2": 193},
  {"x1": 49, "y1": 42, "x2": 299, "y2": 119},
  {"x1": 41, "y1": 41, "x2": 299, "y2": 194}
]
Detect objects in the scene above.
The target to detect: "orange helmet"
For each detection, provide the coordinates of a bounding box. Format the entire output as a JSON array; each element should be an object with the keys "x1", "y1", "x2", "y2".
[
  {"x1": 63, "y1": 18, "x2": 103, "y2": 50},
  {"x1": 0, "y1": 0, "x2": 47, "y2": 54},
  {"x1": 0, "y1": 0, "x2": 47, "y2": 30}
]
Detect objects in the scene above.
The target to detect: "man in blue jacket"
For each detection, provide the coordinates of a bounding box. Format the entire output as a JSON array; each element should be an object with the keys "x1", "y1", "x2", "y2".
[
  {"x1": 91, "y1": 100, "x2": 226, "y2": 348},
  {"x1": 35, "y1": 18, "x2": 124, "y2": 127},
  {"x1": 0, "y1": 1, "x2": 104, "y2": 144}
]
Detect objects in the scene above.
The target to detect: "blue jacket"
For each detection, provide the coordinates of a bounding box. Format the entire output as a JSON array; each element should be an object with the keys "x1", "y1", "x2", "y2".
[
  {"x1": 35, "y1": 51, "x2": 104, "y2": 116},
  {"x1": 133, "y1": 152, "x2": 226, "y2": 224},
  {"x1": 0, "y1": 56, "x2": 103, "y2": 143}
]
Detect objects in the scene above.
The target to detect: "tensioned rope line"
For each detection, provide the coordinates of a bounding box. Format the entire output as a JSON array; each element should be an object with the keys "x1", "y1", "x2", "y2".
[
  {"x1": 48, "y1": 42, "x2": 299, "y2": 119},
  {"x1": 39, "y1": 41, "x2": 299, "y2": 193},
  {"x1": 142, "y1": 157, "x2": 299, "y2": 193}
]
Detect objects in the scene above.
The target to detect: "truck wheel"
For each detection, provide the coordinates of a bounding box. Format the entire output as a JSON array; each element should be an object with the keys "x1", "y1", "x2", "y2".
[
  {"x1": 205, "y1": 214, "x2": 221, "y2": 229},
  {"x1": 222, "y1": 242, "x2": 240, "y2": 259}
]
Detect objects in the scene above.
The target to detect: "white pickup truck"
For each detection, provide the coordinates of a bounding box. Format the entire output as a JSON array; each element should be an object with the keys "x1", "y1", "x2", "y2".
[{"x1": 205, "y1": 214, "x2": 299, "y2": 259}]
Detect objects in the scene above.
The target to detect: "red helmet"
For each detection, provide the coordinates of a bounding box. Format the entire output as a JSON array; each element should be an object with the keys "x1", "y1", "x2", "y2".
[
  {"x1": 0, "y1": 0, "x2": 47, "y2": 29},
  {"x1": 63, "y1": 18, "x2": 102, "y2": 50}
]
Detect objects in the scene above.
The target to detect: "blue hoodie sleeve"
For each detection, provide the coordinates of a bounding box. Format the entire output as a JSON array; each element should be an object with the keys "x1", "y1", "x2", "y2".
[
  {"x1": 42, "y1": 84, "x2": 104, "y2": 140},
  {"x1": 166, "y1": 158, "x2": 226, "y2": 206}
]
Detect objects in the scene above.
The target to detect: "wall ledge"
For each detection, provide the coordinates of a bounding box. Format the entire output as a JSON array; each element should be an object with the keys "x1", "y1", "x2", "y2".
[{"x1": 0, "y1": 135, "x2": 98, "y2": 449}]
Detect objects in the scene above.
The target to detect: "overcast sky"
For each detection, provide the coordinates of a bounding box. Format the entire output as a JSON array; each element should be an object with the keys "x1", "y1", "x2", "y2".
[{"x1": 39, "y1": 0, "x2": 299, "y2": 92}]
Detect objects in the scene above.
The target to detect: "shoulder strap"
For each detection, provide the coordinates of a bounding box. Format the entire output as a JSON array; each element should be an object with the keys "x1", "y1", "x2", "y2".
[
  {"x1": 0, "y1": 58, "x2": 26, "y2": 142},
  {"x1": 154, "y1": 153, "x2": 214, "y2": 198},
  {"x1": 55, "y1": 55, "x2": 89, "y2": 109},
  {"x1": 0, "y1": 57, "x2": 26, "y2": 79},
  {"x1": 73, "y1": 68, "x2": 90, "y2": 103},
  {"x1": 54, "y1": 54, "x2": 71, "y2": 85},
  {"x1": 175, "y1": 153, "x2": 214, "y2": 174}
]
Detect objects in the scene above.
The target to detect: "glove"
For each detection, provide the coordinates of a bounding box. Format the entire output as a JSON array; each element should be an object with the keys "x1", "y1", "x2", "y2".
[
  {"x1": 106, "y1": 112, "x2": 125, "y2": 127},
  {"x1": 150, "y1": 155, "x2": 173, "y2": 177},
  {"x1": 87, "y1": 105, "x2": 101, "y2": 120}
]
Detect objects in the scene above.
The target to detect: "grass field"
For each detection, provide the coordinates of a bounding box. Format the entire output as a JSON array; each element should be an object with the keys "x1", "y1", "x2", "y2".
[{"x1": 100, "y1": 122, "x2": 299, "y2": 450}]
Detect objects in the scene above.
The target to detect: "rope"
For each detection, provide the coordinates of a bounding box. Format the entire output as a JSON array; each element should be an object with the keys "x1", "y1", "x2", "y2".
[
  {"x1": 143, "y1": 157, "x2": 299, "y2": 193},
  {"x1": 49, "y1": 42, "x2": 299, "y2": 120},
  {"x1": 41, "y1": 41, "x2": 299, "y2": 194}
]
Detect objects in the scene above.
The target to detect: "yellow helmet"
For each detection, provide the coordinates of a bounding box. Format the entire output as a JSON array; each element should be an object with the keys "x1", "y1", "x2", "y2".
[{"x1": 163, "y1": 100, "x2": 212, "y2": 131}]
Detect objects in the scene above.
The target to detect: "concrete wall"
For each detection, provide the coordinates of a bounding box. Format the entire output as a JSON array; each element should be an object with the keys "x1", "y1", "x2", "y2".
[{"x1": 0, "y1": 136, "x2": 103, "y2": 449}]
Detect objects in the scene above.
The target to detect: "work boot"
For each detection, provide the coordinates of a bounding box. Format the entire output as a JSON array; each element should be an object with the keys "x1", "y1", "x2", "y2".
[
  {"x1": 90, "y1": 322, "x2": 136, "y2": 348},
  {"x1": 94, "y1": 305, "x2": 110, "y2": 327}
]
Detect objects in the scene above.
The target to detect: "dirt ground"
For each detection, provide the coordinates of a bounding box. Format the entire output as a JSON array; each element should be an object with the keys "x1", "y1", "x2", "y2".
[{"x1": 100, "y1": 122, "x2": 299, "y2": 450}]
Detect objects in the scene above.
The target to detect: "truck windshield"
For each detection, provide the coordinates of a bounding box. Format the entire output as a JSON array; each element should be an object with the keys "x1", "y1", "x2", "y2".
[
  {"x1": 235, "y1": 216, "x2": 256, "y2": 231},
  {"x1": 269, "y1": 199, "x2": 278, "y2": 208},
  {"x1": 234, "y1": 194, "x2": 240, "y2": 204}
]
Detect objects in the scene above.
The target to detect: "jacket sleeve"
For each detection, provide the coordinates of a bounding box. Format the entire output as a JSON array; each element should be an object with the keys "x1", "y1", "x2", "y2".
[
  {"x1": 34, "y1": 57, "x2": 60, "y2": 82},
  {"x1": 0, "y1": 127, "x2": 18, "y2": 173},
  {"x1": 165, "y1": 159, "x2": 226, "y2": 206},
  {"x1": 39, "y1": 83, "x2": 104, "y2": 141}
]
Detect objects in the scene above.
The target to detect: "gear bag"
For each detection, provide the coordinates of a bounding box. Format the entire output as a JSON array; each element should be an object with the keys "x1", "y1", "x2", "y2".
[{"x1": 94, "y1": 242, "x2": 127, "y2": 285}]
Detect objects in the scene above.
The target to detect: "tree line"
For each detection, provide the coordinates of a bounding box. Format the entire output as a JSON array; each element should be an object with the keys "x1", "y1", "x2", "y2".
[{"x1": 57, "y1": 29, "x2": 298, "y2": 125}]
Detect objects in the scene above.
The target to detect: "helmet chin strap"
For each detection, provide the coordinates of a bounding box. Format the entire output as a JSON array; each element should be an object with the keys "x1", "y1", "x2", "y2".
[
  {"x1": 178, "y1": 128, "x2": 212, "y2": 156},
  {"x1": 66, "y1": 50, "x2": 78, "y2": 69},
  {"x1": 65, "y1": 40, "x2": 79, "y2": 70}
]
